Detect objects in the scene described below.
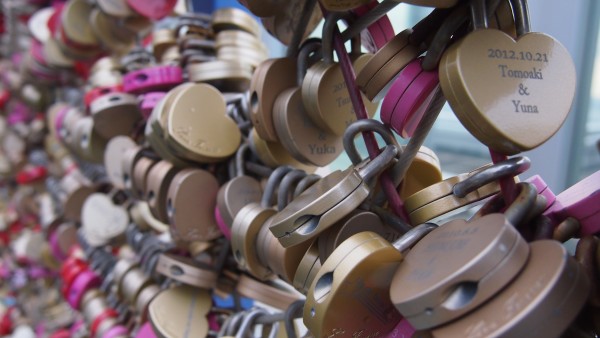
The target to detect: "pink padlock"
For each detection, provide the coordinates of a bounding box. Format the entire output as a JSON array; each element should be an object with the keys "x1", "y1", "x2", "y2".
[
  {"x1": 385, "y1": 319, "x2": 416, "y2": 338},
  {"x1": 28, "y1": 62, "x2": 60, "y2": 82},
  {"x1": 102, "y1": 325, "x2": 129, "y2": 338},
  {"x1": 85, "y1": 86, "x2": 124, "y2": 108},
  {"x1": 123, "y1": 65, "x2": 183, "y2": 95},
  {"x1": 8, "y1": 103, "x2": 32, "y2": 126},
  {"x1": 126, "y1": 0, "x2": 177, "y2": 20},
  {"x1": 139, "y1": 92, "x2": 166, "y2": 120},
  {"x1": 67, "y1": 270, "x2": 101, "y2": 309},
  {"x1": 30, "y1": 40, "x2": 48, "y2": 66},
  {"x1": 70, "y1": 319, "x2": 85, "y2": 336},
  {"x1": 351, "y1": 1, "x2": 395, "y2": 53},
  {"x1": 28, "y1": 266, "x2": 52, "y2": 279},
  {"x1": 381, "y1": 57, "x2": 439, "y2": 138},
  {"x1": 214, "y1": 207, "x2": 232, "y2": 240},
  {"x1": 49, "y1": 230, "x2": 67, "y2": 261},
  {"x1": 135, "y1": 322, "x2": 157, "y2": 338},
  {"x1": 11, "y1": 52, "x2": 23, "y2": 68},
  {"x1": 207, "y1": 313, "x2": 221, "y2": 332},
  {"x1": 53, "y1": 105, "x2": 70, "y2": 141},
  {"x1": 544, "y1": 170, "x2": 600, "y2": 236},
  {"x1": 0, "y1": 265, "x2": 11, "y2": 279}
]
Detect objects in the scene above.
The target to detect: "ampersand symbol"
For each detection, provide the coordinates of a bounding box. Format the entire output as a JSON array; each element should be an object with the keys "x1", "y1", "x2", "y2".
[{"x1": 518, "y1": 83, "x2": 530, "y2": 96}]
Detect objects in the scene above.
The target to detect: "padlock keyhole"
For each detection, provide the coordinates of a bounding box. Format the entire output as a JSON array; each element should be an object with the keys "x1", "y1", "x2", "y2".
[
  {"x1": 293, "y1": 215, "x2": 320, "y2": 236},
  {"x1": 441, "y1": 281, "x2": 478, "y2": 311},
  {"x1": 313, "y1": 271, "x2": 334, "y2": 302}
]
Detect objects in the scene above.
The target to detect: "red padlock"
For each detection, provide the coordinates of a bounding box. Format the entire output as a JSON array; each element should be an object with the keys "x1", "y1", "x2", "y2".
[
  {"x1": 84, "y1": 85, "x2": 124, "y2": 108},
  {"x1": 15, "y1": 166, "x2": 47, "y2": 185}
]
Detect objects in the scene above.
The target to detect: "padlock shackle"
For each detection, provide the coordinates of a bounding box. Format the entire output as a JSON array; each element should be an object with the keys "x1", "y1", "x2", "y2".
[
  {"x1": 235, "y1": 143, "x2": 251, "y2": 177},
  {"x1": 322, "y1": 12, "x2": 360, "y2": 65},
  {"x1": 277, "y1": 170, "x2": 307, "y2": 211},
  {"x1": 510, "y1": 0, "x2": 531, "y2": 36},
  {"x1": 261, "y1": 166, "x2": 294, "y2": 208},
  {"x1": 356, "y1": 145, "x2": 399, "y2": 184},
  {"x1": 293, "y1": 174, "x2": 321, "y2": 198},
  {"x1": 392, "y1": 222, "x2": 437, "y2": 253},
  {"x1": 343, "y1": 119, "x2": 400, "y2": 166},
  {"x1": 452, "y1": 156, "x2": 530, "y2": 198},
  {"x1": 296, "y1": 38, "x2": 323, "y2": 87}
]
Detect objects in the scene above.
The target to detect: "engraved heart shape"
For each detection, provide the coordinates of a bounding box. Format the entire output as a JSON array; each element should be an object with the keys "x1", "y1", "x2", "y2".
[{"x1": 440, "y1": 30, "x2": 576, "y2": 154}]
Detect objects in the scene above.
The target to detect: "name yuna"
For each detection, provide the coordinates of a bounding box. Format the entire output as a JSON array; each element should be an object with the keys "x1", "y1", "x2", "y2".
[
  {"x1": 498, "y1": 65, "x2": 544, "y2": 80},
  {"x1": 512, "y1": 100, "x2": 539, "y2": 113}
]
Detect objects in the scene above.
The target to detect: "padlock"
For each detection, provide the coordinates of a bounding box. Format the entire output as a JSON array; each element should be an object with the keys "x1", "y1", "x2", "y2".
[
  {"x1": 404, "y1": 156, "x2": 528, "y2": 224},
  {"x1": 439, "y1": 0, "x2": 575, "y2": 154},
  {"x1": 269, "y1": 145, "x2": 398, "y2": 248},
  {"x1": 187, "y1": 60, "x2": 253, "y2": 92},
  {"x1": 320, "y1": 0, "x2": 372, "y2": 12},
  {"x1": 356, "y1": 29, "x2": 423, "y2": 101},
  {"x1": 236, "y1": 274, "x2": 303, "y2": 311},
  {"x1": 215, "y1": 144, "x2": 263, "y2": 239},
  {"x1": 123, "y1": 65, "x2": 183, "y2": 95},
  {"x1": 250, "y1": 57, "x2": 298, "y2": 143},
  {"x1": 390, "y1": 182, "x2": 536, "y2": 329},
  {"x1": 261, "y1": 0, "x2": 322, "y2": 46},
  {"x1": 160, "y1": 83, "x2": 241, "y2": 163},
  {"x1": 147, "y1": 285, "x2": 210, "y2": 337},
  {"x1": 89, "y1": 92, "x2": 141, "y2": 139},
  {"x1": 381, "y1": 57, "x2": 440, "y2": 138},
  {"x1": 231, "y1": 166, "x2": 293, "y2": 281},
  {"x1": 543, "y1": 169, "x2": 600, "y2": 236},
  {"x1": 212, "y1": 7, "x2": 261, "y2": 37},
  {"x1": 155, "y1": 253, "x2": 218, "y2": 289},
  {"x1": 348, "y1": 1, "x2": 396, "y2": 53},
  {"x1": 303, "y1": 224, "x2": 436, "y2": 337},
  {"x1": 166, "y1": 167, "x2": 222, "y2": 242},
  {"x1": 80, "y1": 193, "x2": 129, "y2": 248},
  {"x1": 427, "y1": 240, "x2": 589, "y2": 338},
  {"x1": 273, "y1": 40, "x2": 344, "y2": 166},
  {"x1": 301, "y1": 15, "x2": 377, "y2": 136},
  {"x1": 238, "y1": 0, "x2": 283, "y2": 17}
]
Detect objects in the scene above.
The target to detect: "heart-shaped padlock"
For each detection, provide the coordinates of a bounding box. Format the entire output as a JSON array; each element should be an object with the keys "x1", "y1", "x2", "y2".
[
  {"x1": 439, "y1": 0, "x2": 576, "y2": 154},
  {"x1": 302, "y1": 15, "x2": 377, "y2": 136}
]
